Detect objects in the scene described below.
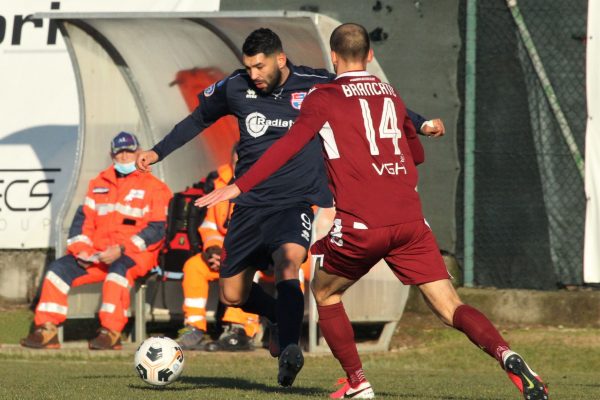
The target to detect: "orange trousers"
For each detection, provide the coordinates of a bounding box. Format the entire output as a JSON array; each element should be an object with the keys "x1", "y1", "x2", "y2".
[
  {"x1": 182, "y1": 254, "x2": 260, "y2": 337},
  {"x1": 34, "y1": 253, "x2": 153, "y2": 332}
]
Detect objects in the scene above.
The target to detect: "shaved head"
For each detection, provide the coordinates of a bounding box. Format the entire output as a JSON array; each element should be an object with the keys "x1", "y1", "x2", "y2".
[{"x1": 329, "y1": 23, "x2": 370, "y2": 61}]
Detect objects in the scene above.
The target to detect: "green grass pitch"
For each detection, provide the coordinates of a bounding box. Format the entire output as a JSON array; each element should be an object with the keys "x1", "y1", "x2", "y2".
[{"x1": 1, "y1": 308, "x2": 599, "y2": 399}]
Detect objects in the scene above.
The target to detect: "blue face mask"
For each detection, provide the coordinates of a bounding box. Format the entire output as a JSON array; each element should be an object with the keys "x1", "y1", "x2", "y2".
[{"x1": 114, "y1": 161, "x2": 136, "y2": 175}]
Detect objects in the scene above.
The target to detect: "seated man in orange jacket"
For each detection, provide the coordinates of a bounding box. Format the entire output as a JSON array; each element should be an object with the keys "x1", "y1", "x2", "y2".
[
  {"x1": 177, "y1": 144, "x2": 261, "y2": 351},
  {"x1": 21, "y1": 132, "x2": 172, "y2": 350}
]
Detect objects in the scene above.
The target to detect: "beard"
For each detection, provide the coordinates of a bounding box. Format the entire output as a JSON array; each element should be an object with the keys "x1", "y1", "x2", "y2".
[{"x1": 257, "y1": 68, "x2": 281, "y2": 94}]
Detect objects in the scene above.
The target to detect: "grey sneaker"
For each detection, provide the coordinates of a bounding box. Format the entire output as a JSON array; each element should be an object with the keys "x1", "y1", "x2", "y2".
[{"x1": 176, "y1": 326, "x2": 207, "y2": 350}]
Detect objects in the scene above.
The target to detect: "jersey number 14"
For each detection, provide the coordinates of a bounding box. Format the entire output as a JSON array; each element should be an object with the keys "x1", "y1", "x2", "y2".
[{"x1": 359, "y1": 97, "x2": 402, "y2": 155}]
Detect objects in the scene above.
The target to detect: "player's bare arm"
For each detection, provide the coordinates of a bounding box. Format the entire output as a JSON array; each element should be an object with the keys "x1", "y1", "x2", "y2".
[
  {"x1": 195, "y1": 184, "x2": 241, "y2": 208},
  {"x1": 135, "y1": 149, "x2": 159, "y2": 172}
]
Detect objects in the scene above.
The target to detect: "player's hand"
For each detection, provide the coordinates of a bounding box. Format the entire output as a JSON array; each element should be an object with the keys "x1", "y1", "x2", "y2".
[
  {"x1": 421, "y1": 119, "x2": 445, "y2": 137},
  {"x1": 195, "y1": 184, "x2": 241, "y2": 208},
  {"x1": 98, "y1": 245, "x2": 122, "y2": 264},
  {"x1": 136, "y1": 150, "x2": 159, "y2": 173}
]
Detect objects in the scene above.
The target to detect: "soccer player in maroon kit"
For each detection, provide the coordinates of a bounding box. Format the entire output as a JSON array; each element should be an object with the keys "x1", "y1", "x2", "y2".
[{"x1": 197, "y1": 23, "x2": 549, "y2": 400}]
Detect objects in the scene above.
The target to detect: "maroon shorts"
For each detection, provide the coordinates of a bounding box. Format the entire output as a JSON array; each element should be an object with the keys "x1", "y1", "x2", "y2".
[{"x1": 310, "y1": 219, "x2": 450, "y2": 285}]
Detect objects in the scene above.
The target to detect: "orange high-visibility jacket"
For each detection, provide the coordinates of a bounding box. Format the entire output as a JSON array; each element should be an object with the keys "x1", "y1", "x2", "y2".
[
  {"x1": 199, "y1": 163, "x2": 234, "y2": 250},
  {"x1": 66, "y1": 166, "x2": 172, "y2": 257}
]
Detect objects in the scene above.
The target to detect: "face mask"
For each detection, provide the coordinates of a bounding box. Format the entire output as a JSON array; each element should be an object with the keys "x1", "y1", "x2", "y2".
[{"x1": 114, "y1": 161, "x2": 136, "y2": 175}]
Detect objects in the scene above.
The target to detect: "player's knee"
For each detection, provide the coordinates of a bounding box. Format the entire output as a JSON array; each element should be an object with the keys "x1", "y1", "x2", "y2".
[
  {"x1": 311, "y1": 288, "x2": 326, "y2": 305},
  {"x1": 310, "y1": 282, "x2": 332, "y2": 305},
  {"x1": 273, "y1": 244, "x2": 306, "y2": 270},
  {"x1": 219, "y1": 289, "x2": 244, "y2": 306}
]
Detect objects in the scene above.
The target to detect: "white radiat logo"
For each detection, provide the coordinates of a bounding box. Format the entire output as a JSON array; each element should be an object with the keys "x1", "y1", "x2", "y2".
[{"x1": 245, "y1": 112, "x2": 294, "y2": 138}]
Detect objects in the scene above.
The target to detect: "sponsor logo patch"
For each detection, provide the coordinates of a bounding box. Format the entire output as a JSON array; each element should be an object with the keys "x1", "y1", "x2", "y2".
[
  {"x1": 92, "y1": 187, "x2": 109, "y2": 194},
  {"x1": 245, "y1": 112, "x2": 294, "y2": 138},
  {"x1": 290, "y1": 92, "x2": 306, "y2": 109},
  {"x1": 246, "y1": 89, "x2": 257, "y2": 99}
]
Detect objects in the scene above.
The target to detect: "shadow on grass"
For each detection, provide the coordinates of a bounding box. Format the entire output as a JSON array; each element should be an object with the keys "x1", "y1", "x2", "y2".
[
  {"x1": 128, "y1": 377, "x2": 506, "y2": 400},
  {"x1": 81, "y1": 375, "x2": 131, "y2": 379},
  {"x1": 561, "y1": 382, "x2": 600, "y2": 388},
  {"x1": 376, "y1": 395, "x2": 505, "y2": 400},
  {"x1": 128, "y1": 375, "x2": 328, "y2": 396}
]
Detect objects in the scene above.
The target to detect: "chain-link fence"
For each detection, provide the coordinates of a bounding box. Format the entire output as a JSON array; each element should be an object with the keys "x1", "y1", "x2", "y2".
[{"x1": 458, "y1": 0, "x2": 587, "y2": 289}]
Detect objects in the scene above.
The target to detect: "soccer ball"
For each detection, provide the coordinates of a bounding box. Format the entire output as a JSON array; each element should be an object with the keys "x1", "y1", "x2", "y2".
[{"x1": 134, "y1": 336, "x2": 185, "y2": 386}]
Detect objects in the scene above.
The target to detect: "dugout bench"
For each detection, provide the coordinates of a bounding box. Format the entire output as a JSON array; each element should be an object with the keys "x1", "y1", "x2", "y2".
[{"x1": 58, "y1": 271, "x2": 220, "y2": 345}]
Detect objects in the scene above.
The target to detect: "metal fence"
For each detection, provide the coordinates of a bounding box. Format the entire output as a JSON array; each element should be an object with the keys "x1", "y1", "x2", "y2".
[{"x1": 460, "y1": 0, "x2": 587, "y2": 289}]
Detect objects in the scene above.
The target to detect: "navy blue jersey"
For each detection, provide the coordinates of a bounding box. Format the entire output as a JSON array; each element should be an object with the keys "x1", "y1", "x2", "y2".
[{"x1": 153, "y1": 62, "x2": 334, "y2": 208}]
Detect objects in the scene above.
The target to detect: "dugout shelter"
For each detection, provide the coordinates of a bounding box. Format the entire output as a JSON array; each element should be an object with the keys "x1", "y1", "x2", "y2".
[{"x1": 40, "y1": 11, "x2": 411, "y2": 352}]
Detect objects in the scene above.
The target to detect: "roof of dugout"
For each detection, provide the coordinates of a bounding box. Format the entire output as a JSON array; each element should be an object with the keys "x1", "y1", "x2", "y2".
[{"x1": 37, "y1": 12, "x2": 391, "y2": 251}]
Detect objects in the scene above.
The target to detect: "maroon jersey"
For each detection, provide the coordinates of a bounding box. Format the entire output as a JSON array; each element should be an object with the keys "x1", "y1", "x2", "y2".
[{"x1": 236, "y1": 70, "x2": 425, "y2": 228}]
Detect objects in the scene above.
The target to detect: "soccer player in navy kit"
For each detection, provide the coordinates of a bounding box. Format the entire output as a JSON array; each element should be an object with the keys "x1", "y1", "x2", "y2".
[
  {"x1": 198, "y1": 24, "x2": 548, "y2": 400},
  {"x1": 137, "y1": 28, "x2": 442, "y2": 387}
]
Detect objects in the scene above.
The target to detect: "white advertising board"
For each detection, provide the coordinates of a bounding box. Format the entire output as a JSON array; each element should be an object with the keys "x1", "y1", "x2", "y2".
[
  {"x1": 584, "y1": 0, "x2": 600, "y2": 283},
  {"x1": 0, "y1": 0, "x2": 219, "y2": 248}
]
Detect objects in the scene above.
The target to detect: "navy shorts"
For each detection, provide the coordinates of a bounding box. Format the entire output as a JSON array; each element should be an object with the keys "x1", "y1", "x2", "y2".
[{"x1": 220, "y1": 204, "x2": 314, "y2": 278}]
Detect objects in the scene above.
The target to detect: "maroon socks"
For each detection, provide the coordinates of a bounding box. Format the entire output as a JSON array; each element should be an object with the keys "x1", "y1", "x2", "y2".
[
  {"x1": 452, "y1": 304, "x2": 511, "y2": 364},
  {"x1": 318, "y1": 302, "x2": 366, "y2": 387}
]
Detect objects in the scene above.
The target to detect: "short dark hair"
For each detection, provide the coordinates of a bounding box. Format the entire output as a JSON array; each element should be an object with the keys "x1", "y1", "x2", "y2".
[
  {"x1": 330, "y1": 23, "x2": 370, "y2": 61},
  {"x1": 242, "y1": 28, "x2": 283, "y2": 57}
]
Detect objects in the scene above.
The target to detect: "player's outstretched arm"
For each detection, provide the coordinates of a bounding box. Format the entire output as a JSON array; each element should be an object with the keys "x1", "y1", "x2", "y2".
[
  {"x1": 195, "y1": 184, "x2": 241, "y2": 208},
  {"x1": 136, "y1": 150, "x2": 159, "y2": 173}
]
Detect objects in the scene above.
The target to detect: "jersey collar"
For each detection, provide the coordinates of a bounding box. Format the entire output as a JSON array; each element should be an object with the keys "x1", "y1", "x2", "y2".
[{"x1": 335, "y1": 70, "x2": 370, "y2": 80}]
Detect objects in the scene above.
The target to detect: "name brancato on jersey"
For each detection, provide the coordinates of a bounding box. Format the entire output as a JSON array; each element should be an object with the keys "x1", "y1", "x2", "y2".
[{"x1": 340, "y1": 82, "x2": 397, "y2": 97}]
